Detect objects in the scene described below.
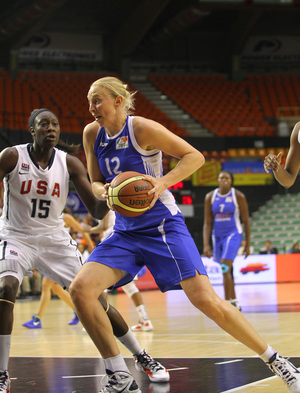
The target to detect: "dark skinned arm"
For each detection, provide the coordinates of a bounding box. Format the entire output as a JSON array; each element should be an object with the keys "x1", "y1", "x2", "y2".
[
  {"x1": 236, "y1": 190, "x2": 251, "y2": 258},
  {"x1": 264, "y1": 122, "x2": 300, "y2": 188},
  {"x1": 0, "y1": 147, "x2": 19, "y2": 182},
  {"x1": 203, "y1": 191, "x2": 213, "y2": 258}
]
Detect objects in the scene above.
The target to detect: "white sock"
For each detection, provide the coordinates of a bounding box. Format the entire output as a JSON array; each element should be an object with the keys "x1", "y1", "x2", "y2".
[
  {"x1": 104, "y1": 353, "x2": 129, "y2": 374},
  {"x1": 136, "y1": 305, "x2": 149, "y2": 320},
  {"x1": 0, "y1": 335, "x2": 11, "y2": 371},
  {"x1": 117, "y1": 329, "x2": 143, "y2": 356},
  {"x1": 260, "y1": 345, "x2": 276, "y2": 362}
]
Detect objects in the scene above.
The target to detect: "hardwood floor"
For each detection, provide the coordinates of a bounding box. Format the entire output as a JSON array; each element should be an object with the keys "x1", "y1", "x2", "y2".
[{"x1": 10, "y1": 282, "x2": 300, "y2": 392}]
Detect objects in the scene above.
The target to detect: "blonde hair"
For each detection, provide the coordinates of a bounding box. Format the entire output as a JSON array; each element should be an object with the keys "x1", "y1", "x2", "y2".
[{"x1": 89, "y1": 76, "x2": 136, "y2": 115}]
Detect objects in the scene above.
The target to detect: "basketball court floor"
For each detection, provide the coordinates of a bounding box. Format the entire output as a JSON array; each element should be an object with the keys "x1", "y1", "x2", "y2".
[{"x1": 10, "y1": 282, "x2": 300, "y2": 392}]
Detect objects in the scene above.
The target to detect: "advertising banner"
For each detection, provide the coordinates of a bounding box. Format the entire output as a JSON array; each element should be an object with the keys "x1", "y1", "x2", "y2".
[
  {"x1": 192, "y1": 161, "x2": 273, "y2": 186},
  {"x1": 202, "y1": 254, "x2": 277, "y2": 284},
  {"x1": 241, "y1": 36, "x2": 300, "y2": 66},
  {"x1": 222, "y1": 162, "x2": 274, "y2": 185},
  {"x1": 192, "y1": 161, "x2": 222, "y2": 186},
  {"x1": 125, "y1": 253, "x2": 300, "y2": 291},
  {"x1": 19, "y1": 32, "x2": 103, "y2": 62},
  {"x1": 276, "y1": 253, "x2": 300, "y2": 282}
]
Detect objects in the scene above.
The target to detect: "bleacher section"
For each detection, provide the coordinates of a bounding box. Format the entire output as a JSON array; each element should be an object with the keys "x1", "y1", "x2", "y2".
[
  {"x1": 149, "y1": 74, "x2": 300, "y2": 137},
  {"x1": 251, "y1": 193, "x2": 300, "y2": 254},
  {"x1": 202, "y1": 147, "x2": 289, "y2": 162},
  {"x1": 2, "y1": 71, "x2": 300, "y2": 138},
  {"x1": 0, "y1": 70, "x2": 186, "y2": 136}
]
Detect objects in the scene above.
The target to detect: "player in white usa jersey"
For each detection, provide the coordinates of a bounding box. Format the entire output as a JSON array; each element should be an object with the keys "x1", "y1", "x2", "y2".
[{"x1": 0, "y1": 108, "x2": 169, "y2": 393}]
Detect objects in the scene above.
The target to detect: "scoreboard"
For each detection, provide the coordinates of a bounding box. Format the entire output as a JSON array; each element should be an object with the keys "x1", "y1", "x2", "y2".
[{"x1": 168, "y1": 181, "x2": 195, "y2": 217}]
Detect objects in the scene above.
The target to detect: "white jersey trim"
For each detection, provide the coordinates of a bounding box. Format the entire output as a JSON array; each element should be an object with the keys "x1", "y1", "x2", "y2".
[{"x1": 128, "y1": 116, "x2": 160, "y2": 157}]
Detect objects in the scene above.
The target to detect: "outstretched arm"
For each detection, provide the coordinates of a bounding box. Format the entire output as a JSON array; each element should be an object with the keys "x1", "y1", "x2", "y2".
[{"x1": 264, "y1": 122, "x2": 300, "y2": 188}]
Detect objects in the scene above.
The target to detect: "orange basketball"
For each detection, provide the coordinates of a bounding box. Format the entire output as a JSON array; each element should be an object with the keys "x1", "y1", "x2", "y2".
[{"x1": 108, "y1": 171, "x2": 154, "y2": 217}]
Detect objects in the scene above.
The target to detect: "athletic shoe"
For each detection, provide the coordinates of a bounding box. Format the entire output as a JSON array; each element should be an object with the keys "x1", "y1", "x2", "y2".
[
  {"x1": 0, "y1": 370, "x2": 10, "y2": 392},
  {"x1": 68, "y1": 312, "x2": 80, "y2": 325},
  {"x1": 99, "y1": 370, "x2": 141, "y2": 393},
  {"x1": 230, "y1": 299, "x2": 242, "y2": 312},
  {"x1": 131, "y1": 318, "x2": 153, "y2": 332},
  {"x1": 267, "y1": 353, "x2": 300, "y2": 392},
  {"x1": 134, "y1": 349, "x2": 170, "y2": 382},
  {"x1": 22, "y1": 314, "x2": 42, "y2": 329}
]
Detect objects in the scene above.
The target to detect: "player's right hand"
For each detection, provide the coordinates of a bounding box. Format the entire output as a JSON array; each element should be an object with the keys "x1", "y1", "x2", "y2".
[
  {"x1": 263, "y1": 152, "x2": 282, "y2": 173},
  {"x1": 203, "y1": 246, "x2": 212, "y2": 258},
  {"x1": 104, "y1": 183, "x2": 113, "y2": 210}
]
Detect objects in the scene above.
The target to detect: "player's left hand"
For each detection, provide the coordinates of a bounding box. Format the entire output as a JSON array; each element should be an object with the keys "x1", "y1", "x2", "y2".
[{"x1": 142, "y1": 175, "x2": 166, "y2": 209}]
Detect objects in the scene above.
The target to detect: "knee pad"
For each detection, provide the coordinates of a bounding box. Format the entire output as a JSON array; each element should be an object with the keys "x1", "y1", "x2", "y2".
[{"x1": 122, "y1": 281, "x2": 139, "y2": 297}]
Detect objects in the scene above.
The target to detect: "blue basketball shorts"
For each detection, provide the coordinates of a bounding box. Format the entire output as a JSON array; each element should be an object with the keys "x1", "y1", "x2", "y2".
[
  {"x1": 85, "y1": 216, "x2": 207, "y2": 292},
  {"x1": 212, "y1": 232, "x2": 242, "y2": 264}
]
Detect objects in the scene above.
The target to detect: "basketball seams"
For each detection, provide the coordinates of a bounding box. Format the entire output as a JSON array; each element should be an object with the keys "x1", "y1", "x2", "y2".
[
  {"x1": 108, "y1": 171, "x2": 154, "y2": 217},
  {"x1": 112, "y1": 198, "x2": 149, "y2": 213},
  {"x1": 112, "y1": 176, "x2": 145, "y2": 192}
]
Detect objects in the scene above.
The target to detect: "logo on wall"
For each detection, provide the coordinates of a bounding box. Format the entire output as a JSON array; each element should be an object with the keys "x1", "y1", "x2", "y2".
[
  {"x1": 24, "y1": 33, "x2": 50, "y2": 48},
  {"x1": 19, "y1": 31, "x2": 103, "y2": 61},
  {"x1": 253, "y1": 39, "x2": 282, "y2": 53},
  {"x1": 241, "y1": 35, "x2": 300, "y2": 66}
]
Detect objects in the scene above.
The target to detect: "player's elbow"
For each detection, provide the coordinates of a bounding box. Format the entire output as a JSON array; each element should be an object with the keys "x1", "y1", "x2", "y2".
[
  {"x1": 281, "y1": 178, "x2": 295, "y2": 189},
  {"x1": 196, "y1": 151, "x2": 205, "y2": 169}
]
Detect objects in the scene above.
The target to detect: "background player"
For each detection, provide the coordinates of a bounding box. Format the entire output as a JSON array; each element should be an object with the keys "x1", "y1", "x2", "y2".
[{"x1": 203, "y1": 170, "x2": 251, "y2": 311}]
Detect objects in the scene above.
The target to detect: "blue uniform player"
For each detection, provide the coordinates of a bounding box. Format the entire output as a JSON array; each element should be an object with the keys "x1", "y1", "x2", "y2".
[
  {"x1": 69, "y1": 76, "x2": 300, "y2": 393},
  {"x1": 203, "y1": 171, "x2": 251, "y2": 310}
]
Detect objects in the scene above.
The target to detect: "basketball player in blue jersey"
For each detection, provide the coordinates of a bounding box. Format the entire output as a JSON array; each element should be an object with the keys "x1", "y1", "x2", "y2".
[
  {"x1": 0, "y1": 108, "x2": 169, "y2": 393},
  {"x1": 69, "y1": 76, "x2": 300, "y2": 393},
  {"x1": 203, "y1": 170, "x2": 251, "y2": 311}
]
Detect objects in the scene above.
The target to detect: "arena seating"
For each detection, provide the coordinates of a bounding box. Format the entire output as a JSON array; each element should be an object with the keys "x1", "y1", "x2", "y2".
[
  {"x1": 203, "y1": 147, "x2": 288, "y2": 162},
  {"x1": 251, "y1": 193, "x2": 300, "y2": 254},
  {"x1": 0, "y1": 71, "x2": 185, "y2": 135},
  {"x1": 2, "y1": 71, "x2": 300, "y2": 138},
  {"x1": 148, "y1": 74, "x2": 300, "y2": 137}
]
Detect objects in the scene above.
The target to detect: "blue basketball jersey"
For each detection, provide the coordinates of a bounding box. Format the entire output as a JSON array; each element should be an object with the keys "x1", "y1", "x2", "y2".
[
  {"x1": 211, "y1": 188, "x2": 242, "y2": 237},
  {"x1": 88, "y1": 115, "x2": 207, "y2": 291},
  {"x1": 94, "y1": 116, "x2": 182, "y2": 231}
]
